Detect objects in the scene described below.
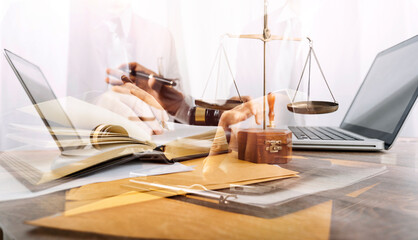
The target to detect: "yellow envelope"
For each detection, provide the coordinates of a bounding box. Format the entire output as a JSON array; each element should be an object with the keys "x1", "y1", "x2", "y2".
[
  {"x1": 66, "y1": 152, "x2": 298, "y2": 201},
  {"x1": 64, "y1": 174, "x2": 296, "y2": 215},
  {"x1": 64, "y1": 191, "x2": 170, "y2": 216}
]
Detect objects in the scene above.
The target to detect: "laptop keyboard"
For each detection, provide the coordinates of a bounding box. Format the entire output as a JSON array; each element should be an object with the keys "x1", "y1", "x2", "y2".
[{"x1": 288, "y1": 126, "x2": 363, "y2": 141}]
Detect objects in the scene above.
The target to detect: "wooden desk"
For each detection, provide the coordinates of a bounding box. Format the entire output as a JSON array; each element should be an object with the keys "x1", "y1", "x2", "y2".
[{"x1": 0, "y1": 138, "x2": 417, "y2": 240}]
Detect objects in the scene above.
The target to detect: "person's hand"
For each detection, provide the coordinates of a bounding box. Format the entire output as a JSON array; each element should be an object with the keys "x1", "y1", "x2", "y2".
[
  {"x1": 106, "y1": 62, "x2": 184, "y2": 116},
  {"x1": 218, "y1": 96, "x2": 264, "y2": 151},
  {"x1": 219, "y1": 97, "x2": 263, "y2": 130},
  {"x1": 97, "y1": 82, "x2": 169, "y2": 135},
  {"x1": 217, "y1": 95, "x2": 254, "y2": 129}
]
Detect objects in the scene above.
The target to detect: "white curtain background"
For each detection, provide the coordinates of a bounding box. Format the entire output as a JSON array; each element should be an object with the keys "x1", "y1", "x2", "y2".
[{"x1": 0, "y1": 0, "x2": 417, "y2": 150}]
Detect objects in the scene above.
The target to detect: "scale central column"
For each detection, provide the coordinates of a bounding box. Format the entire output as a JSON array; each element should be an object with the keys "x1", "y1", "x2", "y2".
[{"x1": 263, "y1": 41, "x2": 266, "y2": 130}]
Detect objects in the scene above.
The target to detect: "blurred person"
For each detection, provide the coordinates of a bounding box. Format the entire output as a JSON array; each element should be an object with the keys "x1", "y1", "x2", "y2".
[
  {"x1": 77, "y1": 0, "x2": 261, "y2": 134},
  {"x1": 67, "y1": 0, "x2": 183, "y2": 135}
]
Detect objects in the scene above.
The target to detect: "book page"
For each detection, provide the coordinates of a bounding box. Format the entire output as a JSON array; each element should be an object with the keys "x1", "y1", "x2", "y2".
[
  {"x1": 151, "y1": 122, "x2": 220, "y2": 146},
  {"x1": 19, "y1": 96, "x2": 152, "y2": 143}
]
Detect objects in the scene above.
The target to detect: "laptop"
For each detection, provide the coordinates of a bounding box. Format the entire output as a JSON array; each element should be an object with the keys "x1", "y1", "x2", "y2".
[
  {"x1": 289, "y1": 35, "x2": 418, "y2": 151},
  {"x1": 1, "y1": 49, "x2": 167, "y2": 190}
]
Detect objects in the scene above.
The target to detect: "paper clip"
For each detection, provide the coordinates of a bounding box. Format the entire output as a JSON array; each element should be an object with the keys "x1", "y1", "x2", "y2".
[{"x1": 229, "y1": 184, "x2": 275, "y2": 194}]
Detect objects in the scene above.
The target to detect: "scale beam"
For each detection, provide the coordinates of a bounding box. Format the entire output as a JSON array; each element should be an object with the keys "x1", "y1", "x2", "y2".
[{"x1": 226, "y1": 33, "x2": 301, "y2": 42}]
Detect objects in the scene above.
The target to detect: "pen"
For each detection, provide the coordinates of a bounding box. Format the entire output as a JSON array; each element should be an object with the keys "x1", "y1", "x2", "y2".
[
  {"x1": 109, "y1": 68, "x2": 177, "y2": 87},
  {"x1": 130, "y1": 70, "x2": 177, "y2": 87}
]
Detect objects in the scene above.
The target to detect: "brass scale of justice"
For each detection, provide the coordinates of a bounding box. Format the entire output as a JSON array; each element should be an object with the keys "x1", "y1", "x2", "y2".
[
  {"x1": 195, "y1": 0, "x2": 339, "y2": 163},
  {"x1": 196, "y1": 0, "x2": 339, "y2": 121}
]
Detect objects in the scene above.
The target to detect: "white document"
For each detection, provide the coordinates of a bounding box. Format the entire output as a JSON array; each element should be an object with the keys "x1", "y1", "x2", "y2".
[
  {"x1": 229, "y1": 161, "x2": 387, "y2": 207},
  {"x1": 0, "y1": 159, "x2": 193, "y2": 202},
  {"x1": 129, "y1": 162, "x2": 194, "y2": 177}
]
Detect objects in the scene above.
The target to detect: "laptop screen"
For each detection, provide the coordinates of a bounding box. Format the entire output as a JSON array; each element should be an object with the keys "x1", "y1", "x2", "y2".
[
  {"x1": 4, "y1": 49, "x2": 83, "y2": 151},
  {"x1": 341, "y1": 36, "x2": 418, "y2": 149}
]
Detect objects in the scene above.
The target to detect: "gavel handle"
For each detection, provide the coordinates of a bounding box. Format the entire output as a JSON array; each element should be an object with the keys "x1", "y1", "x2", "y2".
[{"x1": 267, "y1": 92, "x2": 275, "y2": 127}]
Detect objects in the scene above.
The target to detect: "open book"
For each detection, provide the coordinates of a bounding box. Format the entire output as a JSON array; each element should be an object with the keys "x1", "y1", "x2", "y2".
[{"x1": 1, "y1": 97, "x2": 228, "y2": 191}]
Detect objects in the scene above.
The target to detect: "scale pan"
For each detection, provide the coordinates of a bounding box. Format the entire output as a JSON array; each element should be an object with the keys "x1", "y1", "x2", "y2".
[
  {"x1": 287, "y1": 101, "x2": 338, "y2": 114},
  {"x1": 195, "y1": 99, "x2": 243, "y2": 110}
]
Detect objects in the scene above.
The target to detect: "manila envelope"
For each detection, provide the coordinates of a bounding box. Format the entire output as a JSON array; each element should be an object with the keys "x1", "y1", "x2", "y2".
[
  {"x1": 64, "y1": 174, "x2": 292, "y2": 215},
  {"x1": 66, "y1": 152, "x2": 298, "y2": 201}
]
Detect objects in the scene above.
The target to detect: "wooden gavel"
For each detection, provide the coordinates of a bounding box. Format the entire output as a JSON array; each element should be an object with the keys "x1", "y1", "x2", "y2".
[{"x1": 267, "y1": 92, "x2": 275, "y2": 128}]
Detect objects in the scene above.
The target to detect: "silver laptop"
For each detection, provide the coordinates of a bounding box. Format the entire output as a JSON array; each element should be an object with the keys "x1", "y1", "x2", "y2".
[
  {"x1": 2, "y1": 49, "x2": 169, "y2": 191},
  {"x1": 290, "y1": 35, "x2": 418, "y2": 151}
]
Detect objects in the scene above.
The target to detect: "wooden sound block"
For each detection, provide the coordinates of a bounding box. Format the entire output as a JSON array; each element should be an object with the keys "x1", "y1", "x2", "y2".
[{"x1": 237, "y1": 128, "x2": 292, "y2": 164}]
